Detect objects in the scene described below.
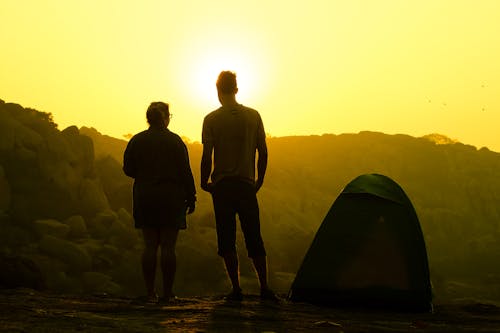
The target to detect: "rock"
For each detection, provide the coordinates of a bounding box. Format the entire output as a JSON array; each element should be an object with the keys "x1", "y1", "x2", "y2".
[
  {"x1": 63, "y1": 215, "x2": 88, "y2": 239},
  {"x1": 61, "y1": 125, "x2": 95, "y2": 174},
  {"x1": 0, "y1": 222, "x2": 33, "y2": 249},
  {"x1": 117, "y1": 208, "x2": 134, "y2": 226},
  {"x1": 82, "y1": 272, "x2": 122, "y2": 295},
  {"x1": 86, "y1": 210, "x2": 118, "y2": 239},
  {"x1": 38, "y1": 235, "x2": 91, "y2": 272},
  {"x1": 93, "y1": 210, "x2": 118, "y2": 228},
  {"x1": 82, "y1": 271, "x2": 111, "y2": 291},
  {"x1": 313, "y1": 321, "x2": 343, "y2": 329},
  {"x1": 107, "y1": 219, "x2": 138, "y2": 248},
  {"x1": 78, "y1": 179, "x2": 110, "y2": 215},
  {"x1": 93, "y1": 244, "x2": 120, "y2": 270},
  {"x1": 0, "y1": 254, "x2": 46, "y2": 290},
  {"x1": 79, "y1": 239, "x2": 105, "y2": 257},
  {"x1": 48, "y1": 271, "x2": 82, "y2": 294},
  {"x1": 271, "y1": 272, "x2": 296, "y2": 294},
  {"x1": 101, "y1": 281, "x2": 122, "y2": 295},
  {"x1": 33, "y1": 219, "x2": 70, "y2": 239},
  {"x1": 79, "y1": 240, "x2": 121, "y2": 270},
  {"x1": 0, "y1": 165, "x2": 11, "y2": 211},
  {"x1": 99, "y1": 245, "x2": 121, "y2": 264}
]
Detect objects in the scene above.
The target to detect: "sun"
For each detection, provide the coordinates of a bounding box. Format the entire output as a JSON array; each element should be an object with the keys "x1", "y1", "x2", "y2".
[{"x1": 190, "y1": 48, "x2": 257, "y2": 107}]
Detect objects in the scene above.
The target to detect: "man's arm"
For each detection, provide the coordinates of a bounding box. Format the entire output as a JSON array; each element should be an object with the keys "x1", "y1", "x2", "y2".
[
  {"x1": 200, "y1": 142, "x2": 214, "y2": 192},
  {"x1": 255, "y1": 143, "x2": 268, "y2": 192},
  {"x1": 255, "y1": 114, "x2": 267, "y2": 192}
]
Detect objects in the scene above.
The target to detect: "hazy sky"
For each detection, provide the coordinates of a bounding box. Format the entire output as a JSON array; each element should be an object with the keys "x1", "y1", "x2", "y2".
[{"x1": 1, "y1": 1, "x2": 499, "y2": 151}]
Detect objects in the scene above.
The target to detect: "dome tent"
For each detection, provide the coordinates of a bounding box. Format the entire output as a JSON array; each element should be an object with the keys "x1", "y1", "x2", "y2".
[{"x1": 289, "y1": 174, "x2": 432, "y2": 312}]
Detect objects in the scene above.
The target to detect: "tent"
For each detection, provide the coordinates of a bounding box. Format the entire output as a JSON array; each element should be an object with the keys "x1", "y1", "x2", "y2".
[{"x1": 288, "y1": 174, "x2": 432, "y2": 311}]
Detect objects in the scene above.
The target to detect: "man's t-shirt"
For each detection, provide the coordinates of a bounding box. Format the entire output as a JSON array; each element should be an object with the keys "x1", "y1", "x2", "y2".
[{"x1": 202, "y1": 104, "x2": 267, "y2": 185}]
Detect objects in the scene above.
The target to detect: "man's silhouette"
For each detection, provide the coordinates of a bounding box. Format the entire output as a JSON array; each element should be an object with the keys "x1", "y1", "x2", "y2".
[{"x1": 201, "y1": 71, "x2": 277, "y2": 301}]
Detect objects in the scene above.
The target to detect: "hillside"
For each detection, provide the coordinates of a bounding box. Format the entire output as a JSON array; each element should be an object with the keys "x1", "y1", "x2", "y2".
[{"x1": 1, "y1": 99, "x2": 500, "y2": 304}]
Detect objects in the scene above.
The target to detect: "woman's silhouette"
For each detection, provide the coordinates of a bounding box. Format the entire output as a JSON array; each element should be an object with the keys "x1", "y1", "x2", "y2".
[{"x1": 123, "y1": 102, "x2": 196, "y2": 302}]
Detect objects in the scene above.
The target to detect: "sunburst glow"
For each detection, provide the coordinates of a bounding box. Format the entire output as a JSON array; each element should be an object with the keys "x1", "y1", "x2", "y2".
[{"x1": 190, "y1": 49, "x2": 257, "y2": 107}]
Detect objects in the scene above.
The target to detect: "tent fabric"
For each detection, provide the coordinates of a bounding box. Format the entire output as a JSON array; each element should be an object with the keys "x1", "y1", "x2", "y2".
[{"x1": 289, "y1": 174, "x2": 432, "y2": 312}]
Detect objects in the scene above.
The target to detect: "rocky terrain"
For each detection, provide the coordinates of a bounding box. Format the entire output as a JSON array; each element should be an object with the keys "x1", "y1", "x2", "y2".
[{"x1": 2, "y1": 288, "x2": 500, "y2": 332}]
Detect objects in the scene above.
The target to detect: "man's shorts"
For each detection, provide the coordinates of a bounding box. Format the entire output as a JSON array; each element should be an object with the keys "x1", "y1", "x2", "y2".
[{"x1": 211, "y1": 178, "x2": 266, "y2": 258}]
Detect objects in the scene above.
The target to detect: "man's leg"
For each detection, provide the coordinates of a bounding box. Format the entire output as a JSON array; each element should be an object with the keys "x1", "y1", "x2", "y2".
[
  {"x1": 142, "y1": 228, "x2": 160, "y2": 299},
  {"x1": 212, "y1": 181, "x2": 241, "y2": 295},
  {"x1": 238, "y1": 182, "x2": 277, "y2": 300},
  {"x1": 159, "y1": 227, "x2": 179, "y2": 299}
]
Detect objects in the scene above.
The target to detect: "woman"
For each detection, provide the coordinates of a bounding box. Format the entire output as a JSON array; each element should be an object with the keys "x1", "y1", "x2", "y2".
[{"x1": 123, "y1": 101, "x2": 196, "y2": 302}]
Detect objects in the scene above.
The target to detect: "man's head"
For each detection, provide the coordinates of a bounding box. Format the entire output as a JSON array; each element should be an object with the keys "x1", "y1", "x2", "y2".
[
  {"x1": 146, "y1": 101, "x2": 170, "y2": 128},
  {"x1": 216, "y1": 71, "x2": 238, "y2": 95}
]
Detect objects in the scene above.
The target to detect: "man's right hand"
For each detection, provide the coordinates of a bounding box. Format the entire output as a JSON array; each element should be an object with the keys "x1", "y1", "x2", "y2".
[{"x1": 201, "y1": 182, "x2": 214, "y2": 193}]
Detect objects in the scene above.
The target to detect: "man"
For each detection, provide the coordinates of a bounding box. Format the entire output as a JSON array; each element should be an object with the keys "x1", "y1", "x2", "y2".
[
  {"x1": 201, "y1": 71, "x2": 277, "y2": 301},
  {"x1": 123, "y1": 102, "x2": 196, "y2": 303}
]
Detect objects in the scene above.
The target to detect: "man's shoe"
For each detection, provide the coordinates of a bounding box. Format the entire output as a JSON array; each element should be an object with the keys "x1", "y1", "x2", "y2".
[
  {"x1": 159, "y1": 295, "x2": 178, "y2": 304},
  {"x1": 224, "y1": 289, "x2": 243, "y2": 301},
  {"x1": 260, "y1": 288, "x2": 280, "y2": 302}
]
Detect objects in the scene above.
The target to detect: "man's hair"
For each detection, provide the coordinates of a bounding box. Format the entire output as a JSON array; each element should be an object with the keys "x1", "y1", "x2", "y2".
[
  {"x1": 216, "y1": 71, "x2": 237, "y2": 94},
  {"x1": 146, "y1": 102, "x2": 169, "y2": 127}
]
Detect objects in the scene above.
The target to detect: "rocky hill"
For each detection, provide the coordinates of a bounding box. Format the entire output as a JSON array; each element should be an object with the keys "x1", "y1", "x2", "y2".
[{"x1": 1, "y1": 99, "x2": 500, "y2": 304}]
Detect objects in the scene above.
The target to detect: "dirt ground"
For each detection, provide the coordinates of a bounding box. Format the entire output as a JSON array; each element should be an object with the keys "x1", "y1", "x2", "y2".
[{"x1": 1, "y1": 289, "x2": 500, "y2": 332}]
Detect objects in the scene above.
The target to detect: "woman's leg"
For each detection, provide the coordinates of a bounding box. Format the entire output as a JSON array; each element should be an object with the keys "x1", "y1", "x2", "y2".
[
  {"x1": 142, "y1": 228, "x2": 160, "y2": 298},
  {"x1": 160, "y1": 227, "x2": 179, "y2": 298}
]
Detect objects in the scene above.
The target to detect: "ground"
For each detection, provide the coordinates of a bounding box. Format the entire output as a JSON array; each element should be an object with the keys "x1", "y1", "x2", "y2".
[{"x1": 1, "y1": 289, "x2": 500, "y2": 332}]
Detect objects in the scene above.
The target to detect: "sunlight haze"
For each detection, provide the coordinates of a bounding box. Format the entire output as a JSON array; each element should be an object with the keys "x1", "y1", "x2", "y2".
[{"x1": 1, "y1": 0, "x2": 499, "y2": 151}]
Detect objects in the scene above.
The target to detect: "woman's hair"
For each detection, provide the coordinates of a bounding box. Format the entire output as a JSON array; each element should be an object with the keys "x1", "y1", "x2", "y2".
[
  {"x1": 216, "y1": 71, "x2": 237, "y2": 94},
  {"x1": 146, "y1": 102, "x2": 169, "y2": 127}
]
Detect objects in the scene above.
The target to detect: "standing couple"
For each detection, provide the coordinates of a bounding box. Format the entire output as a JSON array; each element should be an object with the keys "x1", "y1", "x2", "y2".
[{"x1": 123, "y1": 71, "x2": 278, "y2": 303}]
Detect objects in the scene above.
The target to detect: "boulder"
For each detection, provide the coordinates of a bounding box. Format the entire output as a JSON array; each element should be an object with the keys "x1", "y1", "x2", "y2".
[
  {"x1": 0, "y1": 165, "x2": 11, "y2": 211},
  {"x1": 33, "y1": 219, "x2": 70, "y2": 239},
  {"x1": 107, "y1": 219, "x2": 138, "y2": 248},
  {"x1": 99, "y1": 244, "x2": 121, "y2": 265},
  {"x1": 93, "y1": 210, "x2": 118, "y2": 228},
  {"x1": 0, "y1": 254, "x2": 46, "y2": 290},
  {"x1": 63, "y1": 215, "x2": 88, "y2": 239},
  {"x1": 86, "y1": 210, "x2": 117, "y2": 239},
  {"x1": 0, "y1": 222, "x2": 33, "y2": 249},
  {"x1": 79, "y1": 239, "x2": 105, "y2": 257},
  {"x1": 117, "y1": 208, "x2": 134, "y2": 227},
  {"x1": 47, "y1": 271, "x2": 82, "y2": 294},
  {"x1": 91, "y1": 244, "x2": 120, "y2": 270},
  {"x1": 38, "y1": 235, "x2": 92, "y2": 272},
  {"x1": 82, "y1": 271, "x2": 122, "y2": 295},
  {"x1": 61, "y1": 125, "x2": 95, "y2": 175},
  {"x1": 82, "y1": 271, "x2": 111, "y2": 291},
  {"x1": 78, "y1": 180, "x2": 110, "y2": 216}
]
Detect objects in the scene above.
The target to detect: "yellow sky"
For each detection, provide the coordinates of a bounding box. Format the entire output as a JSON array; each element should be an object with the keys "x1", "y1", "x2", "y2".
[{"x1": 1, "y1": 1, "x2": 499, "y2": 151}]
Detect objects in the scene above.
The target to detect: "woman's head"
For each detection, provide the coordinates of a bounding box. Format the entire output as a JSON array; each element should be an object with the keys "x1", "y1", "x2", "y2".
[{"x1": 146, "y1": 102, "x2": 170, "y2": 128}]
